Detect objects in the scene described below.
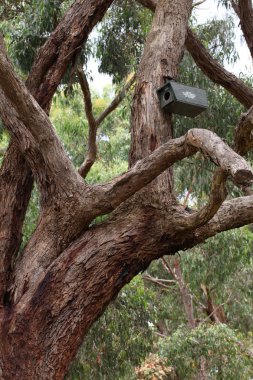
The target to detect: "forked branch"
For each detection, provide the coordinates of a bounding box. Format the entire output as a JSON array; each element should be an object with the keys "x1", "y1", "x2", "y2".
[{"x1": 77, "y1": 68, "x2": 136, "y2": 178}]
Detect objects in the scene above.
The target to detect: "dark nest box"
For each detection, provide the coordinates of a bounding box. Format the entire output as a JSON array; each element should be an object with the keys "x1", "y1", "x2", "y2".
[{"x1": 157, "y1": 80, "x2": 208, "y2": 118}]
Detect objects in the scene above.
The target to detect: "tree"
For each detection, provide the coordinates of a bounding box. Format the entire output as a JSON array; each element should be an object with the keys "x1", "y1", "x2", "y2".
[{"x1": 0, "y1": 0, "x2": 253, "y2": 378}]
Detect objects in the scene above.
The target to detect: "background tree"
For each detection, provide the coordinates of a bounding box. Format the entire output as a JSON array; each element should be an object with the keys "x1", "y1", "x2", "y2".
[{"x1": 0, "y1": 0, "x2": 253, "y2": 379}]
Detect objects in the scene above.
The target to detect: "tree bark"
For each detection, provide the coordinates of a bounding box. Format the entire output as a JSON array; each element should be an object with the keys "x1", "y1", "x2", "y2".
[{"x1": 0, "y1": 0, "x2": 113, "y2": 306}]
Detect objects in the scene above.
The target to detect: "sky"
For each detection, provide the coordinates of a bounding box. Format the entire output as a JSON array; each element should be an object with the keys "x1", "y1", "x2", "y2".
[{"x1": 87, "y1": 0, "x2": 253, "y2": 93}]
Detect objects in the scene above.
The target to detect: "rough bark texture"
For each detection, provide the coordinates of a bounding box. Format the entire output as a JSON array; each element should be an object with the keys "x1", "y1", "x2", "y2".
[
  {"x1": 1, "y1": 0, "x2": 253, "y2": 379},
  {"x1": 0, "y1": 0, "x2": 113, "y2": 307},
  {"x1": 235, "y1": 0, "x2": 253, "y2": 59}
]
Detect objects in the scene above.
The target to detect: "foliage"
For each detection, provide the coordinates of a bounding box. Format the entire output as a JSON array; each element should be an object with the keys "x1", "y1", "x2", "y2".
[
  {"x1": 95, "y1": 0, "x2": 152, "y2": 83},
  {"x1": 159, "y1": 323, "x2": 253, "y2": 380},
  {"x1": 0, "y1": 0, "x2": 70, "y2": 75},
  {"x1": 135, "y1": 354, "x2": 177, "y2": 380}
]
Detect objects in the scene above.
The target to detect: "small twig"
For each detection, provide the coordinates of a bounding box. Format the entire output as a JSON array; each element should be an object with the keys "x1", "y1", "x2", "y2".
[
  {"x1": 96, "y1": 74, "x2": 136, "y2": 126},
  {"x1": 142, "y1": 274, "x2": 176, "y2": 289},
  {"x1": 161, "y1": 257, "x2": 176, "y2": 278}
]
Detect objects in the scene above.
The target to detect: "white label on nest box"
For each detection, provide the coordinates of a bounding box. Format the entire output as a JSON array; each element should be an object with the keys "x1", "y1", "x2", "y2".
[{"x1": 182, "y1": 91, "x2": 196, "y2": 99}]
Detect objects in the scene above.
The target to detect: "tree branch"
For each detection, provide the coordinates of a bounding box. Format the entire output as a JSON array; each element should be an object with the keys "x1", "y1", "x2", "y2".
[
  {"x1": 185, "y1": 28, "x2": 253, "y2": 108},
  {"x1": 176, "y1": 169, "x2": 227, "y2": 229},
  {"x1": 96, "y1": 128, "x2": 253, "y2": 212},
  {"x1": 77, "y1": 67, "x2": 98, "y2": 178},
  {"x1": 186, "y1": 129, "x2": 252, "y2": 185},
  {"x1": 235, "y1": 0, "x2": 253, "y2": 59},
  {"x1": 77, "y1": 71, "x2": 136, "y2": 178},
  {"x1": 0, "y1": 44, "x2": 80, "y2": 198},
  {"x1": 95, "y1": 74, "x2": 136, "y2": 126},
  {"x1": 142, "y1": 274, "x2": 176, "y2": 289},
  {"x1": 234, "y1": 105, "x2": 253, "y2": 155}
]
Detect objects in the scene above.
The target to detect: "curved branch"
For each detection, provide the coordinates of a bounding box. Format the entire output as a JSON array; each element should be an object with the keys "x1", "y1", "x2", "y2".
[
  {"x1": 186, "y1": 128, "x2": 253, "y2": 185},
  {"x1": 26, "y1": 0, "x2": 114, "y2": 108},
  {"x1": 0, "y1": 46, "x2": 80, "y2": 196},
  {"x1": 95, "y1": 128, "x2": 253, "y2": 212},
  {"x1": 185, "y1": 28, "x2": 253, "y2": 108},
  {"x1": 175, "y1": 169, "x2": 228, "y2": 229}
]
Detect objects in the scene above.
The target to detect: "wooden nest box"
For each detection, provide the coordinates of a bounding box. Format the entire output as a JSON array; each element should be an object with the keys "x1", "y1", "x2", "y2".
[{"x1": 157, "y1": 80, "x2": 208, "y2": 118}]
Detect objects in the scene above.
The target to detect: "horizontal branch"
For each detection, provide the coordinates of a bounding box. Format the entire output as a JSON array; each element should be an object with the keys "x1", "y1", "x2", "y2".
[
  {"x1": 95, "y1": 128, "x2": 253, "y2": 212},
  {"x1": 186, "y1": 128, "x2": 253, "y2": 185},
  {"x1": 185, "y1": 28, "x2": 253, "y2": 108}
]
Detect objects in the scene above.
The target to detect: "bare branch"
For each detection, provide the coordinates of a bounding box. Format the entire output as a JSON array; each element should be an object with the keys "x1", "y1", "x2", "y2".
[
  {"x1": 235, "y1": 0, "x2": 253, "y2": 58},
  {"x1": 96, "y1": 74, "x2": 136, "y2": 126},
  {"x1": 142, "y1": 274, "x2": 176, "y2": 289},
  {"x1": 77, "y1": 67, "x2": 98, "y2": 178},
  {"x1": 176, "y1": 169, "x2": 227, "y2": 229},
  {"x1": 186, "y1": 128, "x2": 253, "y2": 185},
  {"x1": 161, "y1": 257, "x2": 176, "y2": 277},
  {"x1": 77, "y1": 70, "x2": 136, "y2": 178},
  {"x1": 194, "y1": 195, "x2": 253, "y2": 242},
  {"x1": 185, "y1": 28, "x2": 253, "y2": 108},
  {"x1": 26, "y1": 0, "x2": 114, "y2": 108}
]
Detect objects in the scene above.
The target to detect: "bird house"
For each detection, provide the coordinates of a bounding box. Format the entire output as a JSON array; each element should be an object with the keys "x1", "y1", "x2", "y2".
[{"x1": 157, "y1": 80, "x2": 208, "y2": 118}]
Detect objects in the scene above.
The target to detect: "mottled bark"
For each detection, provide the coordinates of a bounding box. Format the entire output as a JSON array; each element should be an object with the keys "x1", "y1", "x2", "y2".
[
  {"x1": 0, "y1": 0, "x2": 113, "y2": 305},
  {"x1": 233, "y1": 0, "x2": 253, "y2": 59},
  {"x1": 130, "y1": 0, "x2": 193, "y2": 203}
]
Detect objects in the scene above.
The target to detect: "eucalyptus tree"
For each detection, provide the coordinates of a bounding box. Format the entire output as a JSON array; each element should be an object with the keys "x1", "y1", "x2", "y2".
[{"x1": 0, "y1": 0, "x2": 253, "y2": 379}]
